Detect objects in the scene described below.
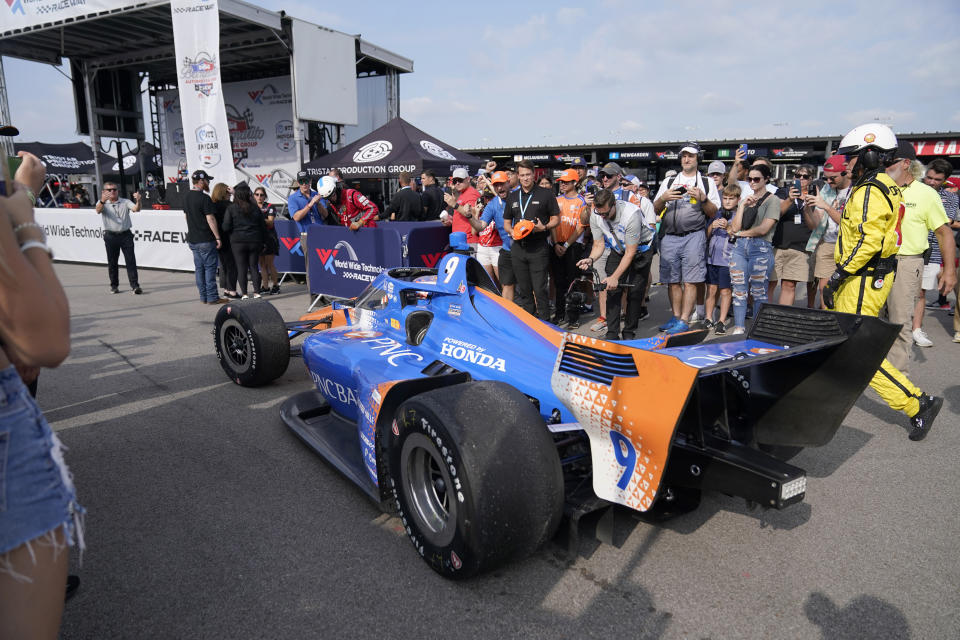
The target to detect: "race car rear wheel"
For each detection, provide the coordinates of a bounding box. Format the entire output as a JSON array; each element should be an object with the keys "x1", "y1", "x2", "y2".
[
  {"x1": 214, "y1": 300, "x2": 290, "y2": 386},
  {"x1": 389, "y1": 381, "x2": 563, "y2": 579}
]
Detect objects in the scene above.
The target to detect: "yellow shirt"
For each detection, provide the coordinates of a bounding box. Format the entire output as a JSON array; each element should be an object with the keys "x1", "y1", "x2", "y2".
[
  {"x1": 898, "y1": 180, "x2": 949, "y2": 255},
  {"x1": 835, "y1": 172, "x2": 903, "y2": 273}
]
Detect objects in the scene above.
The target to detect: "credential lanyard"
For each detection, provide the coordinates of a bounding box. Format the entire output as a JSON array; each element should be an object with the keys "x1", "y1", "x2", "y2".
[{"x1": 517, "y1": 190, "x2": 533, "y2": 219}]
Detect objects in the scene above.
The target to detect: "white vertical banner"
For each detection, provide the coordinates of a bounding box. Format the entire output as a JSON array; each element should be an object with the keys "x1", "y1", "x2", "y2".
[{"x1": 170, "y1": 0, "x2": 236, "y2": 187}]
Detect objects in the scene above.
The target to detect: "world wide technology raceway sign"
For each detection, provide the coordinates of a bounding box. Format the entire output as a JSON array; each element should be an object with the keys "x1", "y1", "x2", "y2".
[{"x1": 34, "y1": 209, "x2": 195, "y2": 271}]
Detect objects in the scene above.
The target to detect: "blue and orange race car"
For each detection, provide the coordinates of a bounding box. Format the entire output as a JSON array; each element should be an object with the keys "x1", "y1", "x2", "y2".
[{"x1": 213, "y1": 253, "x2": 896, "y2": 578}]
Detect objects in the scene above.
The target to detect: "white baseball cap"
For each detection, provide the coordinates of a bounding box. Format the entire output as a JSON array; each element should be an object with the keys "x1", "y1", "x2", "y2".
[{"x1": 452, "y1": 168, "x2": 470, "y2": 180}]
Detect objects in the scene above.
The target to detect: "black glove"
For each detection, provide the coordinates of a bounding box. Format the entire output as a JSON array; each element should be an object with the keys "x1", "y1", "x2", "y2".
[{"x1": 822, "y1": 269, "x2": 850, "y2": 310}]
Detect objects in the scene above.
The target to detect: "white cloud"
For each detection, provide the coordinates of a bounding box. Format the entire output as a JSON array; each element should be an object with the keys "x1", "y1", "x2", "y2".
[
  {"x1": 699, "y1": 92, "x2": 743, "y2": 113},
  {"x1": 556, "y1": 7, "x2": 586, "y2": 25},
  {"x1": 620, "y1": 120, "x2": 643, "y2": 131},
  {"x1": 482, "y1": 15, "x2": 547, "y2": 49}
]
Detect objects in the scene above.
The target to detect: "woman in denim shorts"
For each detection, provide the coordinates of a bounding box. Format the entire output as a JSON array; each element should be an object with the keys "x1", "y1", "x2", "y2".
[{"x1": 0, "y1": 153, "x2": 81, "y2": 640}]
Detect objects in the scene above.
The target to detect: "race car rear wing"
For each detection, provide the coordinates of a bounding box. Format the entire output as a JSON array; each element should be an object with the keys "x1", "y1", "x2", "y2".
[{"x1": 552, "y1": 304, "x2": 898, "y2": 514}]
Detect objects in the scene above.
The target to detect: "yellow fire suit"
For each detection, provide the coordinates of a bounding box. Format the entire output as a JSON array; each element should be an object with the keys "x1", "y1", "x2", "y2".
[{"x1": 833, "y1": 171, "x2": 923, "y2": 417}]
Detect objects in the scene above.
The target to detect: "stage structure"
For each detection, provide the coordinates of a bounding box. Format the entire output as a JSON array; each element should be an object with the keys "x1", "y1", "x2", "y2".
[{"x1": 0, "y1": 0, "x2": 412, "y2": 202}]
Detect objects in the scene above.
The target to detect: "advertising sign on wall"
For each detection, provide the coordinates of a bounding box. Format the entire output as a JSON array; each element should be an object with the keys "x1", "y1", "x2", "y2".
[{"x1": 158, "y1": 75, "x2": 302, "y2": 201}]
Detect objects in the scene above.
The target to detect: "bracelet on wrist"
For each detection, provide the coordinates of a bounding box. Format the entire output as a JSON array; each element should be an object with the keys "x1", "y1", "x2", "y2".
[
  {"x1": 21, "y1": 187, "x2": 36, "y2": 207},
  {"x1": 20, "y1": 240, "x2": 53, "y2": 258},
  {"x1": 13, "y1": 221, "x2": 44, "y2": 236}
]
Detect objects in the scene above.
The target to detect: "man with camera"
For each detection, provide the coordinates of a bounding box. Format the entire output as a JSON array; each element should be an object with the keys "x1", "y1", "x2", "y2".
[
  {"x1": 96, "y1": 181, "x2": 143, "y2": 295},
  {"x1": 652, "y1": 142, "x2": 720, "y2": 333},
  {"x1": 441, "y1": 167, "x2": 481, "y2": 249},
  {"x1": 577, "y1": 189, "x2": 654, "y2": 340}
]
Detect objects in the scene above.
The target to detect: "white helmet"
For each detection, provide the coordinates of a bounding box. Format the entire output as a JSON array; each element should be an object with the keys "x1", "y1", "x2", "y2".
[
  {"x1": 837, "y1": 123, "x2": 897, "y2": 157},
  {"x1": 316, "y1": 175, "x2": 337, "y2": 198}
]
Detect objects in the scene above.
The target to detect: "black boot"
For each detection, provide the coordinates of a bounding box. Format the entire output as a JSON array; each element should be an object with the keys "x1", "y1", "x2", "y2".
[{"x1": 909, "y1": 394, "x2": 942, "y2": 441}]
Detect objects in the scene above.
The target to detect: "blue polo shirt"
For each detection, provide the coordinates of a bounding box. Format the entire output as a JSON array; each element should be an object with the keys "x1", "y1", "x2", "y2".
[{"x1": 287, "y1": 189, "x2": 328, "y2": 232}]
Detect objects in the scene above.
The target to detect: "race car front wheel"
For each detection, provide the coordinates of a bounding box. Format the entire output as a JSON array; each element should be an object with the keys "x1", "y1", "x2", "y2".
[
  {"x1": 214, "y1": 300, "x2": 290, "y2": 386},
  {"x1": 389, "y1": 381, "x2": 564, "y2": 579}
]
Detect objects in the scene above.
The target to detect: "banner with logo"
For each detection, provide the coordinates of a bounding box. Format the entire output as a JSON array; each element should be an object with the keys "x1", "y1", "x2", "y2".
[
  {"x1": 158, "y1": 75, "x2": 300, "y2": 201},
  {"x1": 35, "y1": 208, "x2": 194, "y2": 271},
  {"x1": 273, "y1": 219, "x2": 306, "y2": 275},
  {"x1": 912, "y1": 140, "x2": 960, "y2": 156},
  {"x1": 306, "y1": 226, "x2": 404, "y2": 298},
  {"x1": 0, "y1": 0, "x2": 151, "y2": 33},
  {"x1": 170, "y1": 0, "x2": 236, "y2": 187}
]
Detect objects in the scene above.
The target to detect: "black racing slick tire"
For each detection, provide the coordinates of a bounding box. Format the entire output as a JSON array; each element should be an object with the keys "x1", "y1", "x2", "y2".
[
  {"x1": 388, "y1": 381, "x2": 564, "y2": 579},
  {"x1": 214, "y1": 300, "x2": 290, "y2": 387}
]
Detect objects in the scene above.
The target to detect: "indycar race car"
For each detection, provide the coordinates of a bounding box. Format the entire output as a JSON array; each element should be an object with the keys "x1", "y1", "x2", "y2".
[{"x1": 213, "y1": 253, "x2": 896, "y2": 579}]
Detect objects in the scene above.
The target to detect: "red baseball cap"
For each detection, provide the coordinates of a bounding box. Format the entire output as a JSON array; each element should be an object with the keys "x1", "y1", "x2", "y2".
[
  {"x1": 945, "y1": 176, "x2": 960, "y2": 191},
  {"x1": 823, "y1": 154, "x2": 847, "y2": 173}
]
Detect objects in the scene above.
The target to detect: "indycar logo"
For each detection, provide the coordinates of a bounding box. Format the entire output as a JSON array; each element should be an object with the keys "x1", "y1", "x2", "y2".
[
  {"x1": 194, "y1": 82, "x2": 214, "y2": 97},
  {"x1": 6, "y1": 0, "x2": 25, "y2": 16},
  {"x1": 280, "y1": 236, "x2": 303, "y2": 257}
]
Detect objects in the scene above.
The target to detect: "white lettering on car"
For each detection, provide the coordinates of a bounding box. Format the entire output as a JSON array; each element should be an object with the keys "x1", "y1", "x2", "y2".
[
  {"x1": 440, "y1": 343, "x2": 506, "y2": 372},
  {"x1": 362, "y1": 337, "x2": 424, "y2": 366}
]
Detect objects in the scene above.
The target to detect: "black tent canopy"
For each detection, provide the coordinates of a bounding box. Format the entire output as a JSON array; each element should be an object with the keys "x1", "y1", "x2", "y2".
[{"x1": 303, "y1": 117, "x2": 483, "y2": 179}]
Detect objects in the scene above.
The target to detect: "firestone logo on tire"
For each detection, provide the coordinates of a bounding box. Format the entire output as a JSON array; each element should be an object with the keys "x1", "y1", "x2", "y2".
[
  {"x1": 353, "y1": 140, "x2": 392, "y2": 163},
  {"x1": 419, "y1": 140, "x2": 456, "y2": 160}
]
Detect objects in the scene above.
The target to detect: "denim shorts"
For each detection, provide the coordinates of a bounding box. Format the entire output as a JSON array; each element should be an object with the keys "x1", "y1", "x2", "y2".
[{"x1": 0, "y1": 365, "x2": 85, "y2": 557}]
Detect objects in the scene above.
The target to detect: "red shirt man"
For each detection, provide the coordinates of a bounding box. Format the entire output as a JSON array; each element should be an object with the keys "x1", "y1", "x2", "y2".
[{"x1": 443, "y1": 167, "x2": 481, "y2": 245}]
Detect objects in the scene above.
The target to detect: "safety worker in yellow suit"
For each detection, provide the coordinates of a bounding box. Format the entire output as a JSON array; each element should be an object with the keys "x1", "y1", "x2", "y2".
[{"x1": 822, "y1": 123, "x2": 943, "y2": 441}]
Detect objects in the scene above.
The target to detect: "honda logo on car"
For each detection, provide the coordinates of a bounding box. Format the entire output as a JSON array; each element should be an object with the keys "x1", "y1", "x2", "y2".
[{"x1": 441, "y1": 338, "x2": 506, "y2": 372}]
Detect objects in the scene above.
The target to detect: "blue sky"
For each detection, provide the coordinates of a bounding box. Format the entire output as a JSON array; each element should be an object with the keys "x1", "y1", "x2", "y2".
[{"x1": 4, "y1": 0, "x2": 959, "y2": 149}]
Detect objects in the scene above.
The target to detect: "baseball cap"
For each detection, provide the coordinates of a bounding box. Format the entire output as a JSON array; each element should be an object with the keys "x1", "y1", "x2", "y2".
[
  {"x1": 490, "y1": 171, "x2": 509, "y2": 184},
  {"x1": 679, "y1": 142, "x2": 701, "y2": 155},
  {"x1": 707, "y1": 160, "x2": 726, "y2": 175},
  {"x1": 296, "y1": 170, "x2": 310, "y2": 182},
  {"x1": 558, "y1": 169, "x2": 579, "y2": 183},
  {"x1": 570, "y1": 157, "x2": 587, "y2": 168},
  {"x1": 586, "y1": 168, "x2": 598, "y2": 178},
  {"x1": 664, "y1": 169, "x2": 678, "y2": 179},
  {"x1": 191, "y1": 169, "x2": 214, "y2": 181},
  {"x1": 0, "y1": 124, "x2": 19, "y2": 137},
  {"x1": 452, "y1": 167, "x2": 470, "y2": 180},
  {"x1": 945, "y1": 176, "x2": 960, "y2": 191},
  {"x1": 623, "y1": 174, "x2": 641, "y2": 187},
  {"x1": 600, "y1": 162, "x2": 623, "y2": 176},
  {"x1": 894, "y1": 139, "x2": 917, "y2": 161},
  {"x1": 823, "y1": 154, "x2": 847, "y2": 173}
]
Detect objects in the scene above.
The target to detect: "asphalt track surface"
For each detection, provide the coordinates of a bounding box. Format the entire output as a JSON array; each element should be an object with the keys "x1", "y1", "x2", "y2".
[{"x1": 45, "y1": 262, "x2": 958, "y2": 639}]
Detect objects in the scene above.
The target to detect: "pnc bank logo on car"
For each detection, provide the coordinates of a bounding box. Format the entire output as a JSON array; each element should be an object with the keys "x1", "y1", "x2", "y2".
[{"x1": 279, "y1": 236, "x2": 303, "y2": 257}]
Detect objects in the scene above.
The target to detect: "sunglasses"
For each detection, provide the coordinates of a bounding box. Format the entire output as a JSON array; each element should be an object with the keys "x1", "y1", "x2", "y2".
[
  {"x1": 255, "y1": 192, "x2": 266, "y2": 197},
  {"x1": 747, "y1": 176, "x2": 764, "y2": 183},
  {"x1": 451, "y1": 178, "x2": 465, "y2": 184},
  {"x1": 794, "y1": 174, "x2": 812, "y2": 179},
  {"x1": 600, "y1": 173, "x2": 616, "y2": 179}
]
